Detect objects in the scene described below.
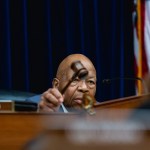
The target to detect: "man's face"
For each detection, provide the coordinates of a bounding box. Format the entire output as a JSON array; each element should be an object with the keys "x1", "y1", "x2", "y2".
[{"x1": 58, "y1": 60, "x2": 97, "y2": 110}]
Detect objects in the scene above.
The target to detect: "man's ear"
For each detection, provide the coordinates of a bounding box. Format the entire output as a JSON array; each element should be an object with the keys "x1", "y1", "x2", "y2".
[{"x1": 52, "y1": 78, "x2": 60, "y2": 88}]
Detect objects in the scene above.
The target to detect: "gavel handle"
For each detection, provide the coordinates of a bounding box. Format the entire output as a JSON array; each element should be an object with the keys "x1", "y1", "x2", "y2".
[
  {"x1": 61, "y1": 70, "x2": 80, "y2": 94},
  {"x1": 61, "y1": 79, "x2": 73, "y2": 95}
]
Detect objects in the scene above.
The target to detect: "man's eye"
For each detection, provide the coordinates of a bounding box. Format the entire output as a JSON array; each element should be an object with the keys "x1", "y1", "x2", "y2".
[
  {"x1": 87, "y1": 80, "x2": 96, "y2": 87},
  {"x1": 88, "y1": 80, "x2": 95, "y2": 84},
  {"x1": 73, "y1": 78, "x2": 79, "y2": 82},
  {"x1": 71, "y1": 79, "x2": 79, "y2": 86}
]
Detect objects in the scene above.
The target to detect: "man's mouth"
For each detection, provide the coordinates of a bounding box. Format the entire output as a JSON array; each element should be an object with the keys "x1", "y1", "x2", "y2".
[{"x1": 73, "y1": 98, "x2": 83, "y2": 104}]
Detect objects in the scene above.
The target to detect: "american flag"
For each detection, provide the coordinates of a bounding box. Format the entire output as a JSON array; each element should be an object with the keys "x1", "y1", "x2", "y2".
[{"x1": 133, "y1": 0, "x2": 150, "y2": 94}]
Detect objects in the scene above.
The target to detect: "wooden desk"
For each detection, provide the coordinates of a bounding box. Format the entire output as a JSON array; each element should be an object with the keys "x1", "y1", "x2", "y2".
[
  {"x1": 1, "y1": 111, "x2": 150, "y2": 150},
  {"x1": 94, "y1": 94, "x2": 150, "y2": 109},
  {"x1": 0, "y1": 112, "x2": 79, "y2": 150},
  {"x1": 23, "y1": 126, "x2": 150, "y2": 150},
  {"x1": 0, "y1": 94, "x2": 150, "y2": 150}
]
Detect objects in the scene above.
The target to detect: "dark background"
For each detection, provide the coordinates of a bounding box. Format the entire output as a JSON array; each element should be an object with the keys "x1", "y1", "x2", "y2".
[{"x1": 0, "y1": 0, "x2": 134, "y2": 102}]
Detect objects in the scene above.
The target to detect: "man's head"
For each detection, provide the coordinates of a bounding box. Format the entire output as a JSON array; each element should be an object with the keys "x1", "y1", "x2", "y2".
[{"x1": 52, "y1": 54, "x2": 97, "y2": 110}]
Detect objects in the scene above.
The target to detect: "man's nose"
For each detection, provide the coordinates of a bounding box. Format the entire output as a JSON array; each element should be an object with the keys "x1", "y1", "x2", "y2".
[{"x1": 77, "y1": 80, "x2": 89, "y2": 93}]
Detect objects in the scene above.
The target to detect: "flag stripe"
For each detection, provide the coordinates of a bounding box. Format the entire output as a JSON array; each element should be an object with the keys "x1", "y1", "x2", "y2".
[
  {"x1": 144, "y1": 0, "x2": 150, "y2": 73},
  {"x1": 137, "y1": 0, "x2": 143, "y2": 94},
  {"x1": 133, "y1": 0, "x2": 149, "y2": 94}
]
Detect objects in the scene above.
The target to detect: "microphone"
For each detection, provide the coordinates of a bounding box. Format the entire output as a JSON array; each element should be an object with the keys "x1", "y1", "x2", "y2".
[
  {"x1": 102, "y1": 77, "x2": 142, "y2": 84},
  {"x1": 102, "y1": 77, "x2": 148, "y2": 94}
]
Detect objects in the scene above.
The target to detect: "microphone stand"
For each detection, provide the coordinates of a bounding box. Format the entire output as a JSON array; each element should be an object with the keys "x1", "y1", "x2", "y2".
[{"x1": 102, "y1": 77, "x2": 148, "y2": 94}]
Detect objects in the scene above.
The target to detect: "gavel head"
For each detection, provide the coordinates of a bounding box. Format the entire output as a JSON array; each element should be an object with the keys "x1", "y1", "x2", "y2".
[{"x1": 71, "y1": 60, "x2": 88, "y2": 79}]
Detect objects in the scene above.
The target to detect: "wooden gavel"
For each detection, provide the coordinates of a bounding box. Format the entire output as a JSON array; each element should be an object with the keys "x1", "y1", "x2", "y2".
[
  {"x1": 61, "y1": 61, "x2": 95, "y2": 115},
  {"x1": 61, "y1": 60, "x2": 88, "y2": 94}
]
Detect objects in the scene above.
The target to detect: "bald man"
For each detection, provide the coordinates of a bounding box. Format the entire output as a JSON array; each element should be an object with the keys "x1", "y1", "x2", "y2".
[{"x1": 28, "y1": 54, "x2": 97, "y2": 112}]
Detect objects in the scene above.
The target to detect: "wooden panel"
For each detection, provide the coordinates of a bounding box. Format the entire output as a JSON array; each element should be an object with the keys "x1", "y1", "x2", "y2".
[
  {"x1": 1, "y1": 94, "x2": 150, "y2": 150},
  {"x1": 0, "y1": 100, "x2": 14, "y2": 111},
  {"x1": 94, "y1": 94, "x2": 150, "y2": 109},
  {"x1": 0, "y1": 112, "x2": 79, "y2": 150},
  {"x1": 1, "y1": 111, "x2": 150, "y2": 150},
  {"x1": 22, "y1": 128, "x2": 150, "y2": 150}
]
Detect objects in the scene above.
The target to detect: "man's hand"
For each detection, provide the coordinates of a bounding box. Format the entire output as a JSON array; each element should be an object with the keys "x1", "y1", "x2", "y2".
[{"x1": 38, "y1": 88, "x2": 64, "y2": 112}]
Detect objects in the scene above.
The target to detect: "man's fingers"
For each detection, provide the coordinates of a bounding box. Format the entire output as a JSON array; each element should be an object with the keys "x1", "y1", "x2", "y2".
[
  {"x1": 49, "y1": 88, "x2": 63, "y2": 103},
  {"x1": 38, "y1": 88, "x2": 64, "y2": 112},
  {"x1": 38, "y1": 101, "x2": 54, "y2": 112},
  {"x1": 38, "y1": 100, "x2": 60, "y2": 112}
]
